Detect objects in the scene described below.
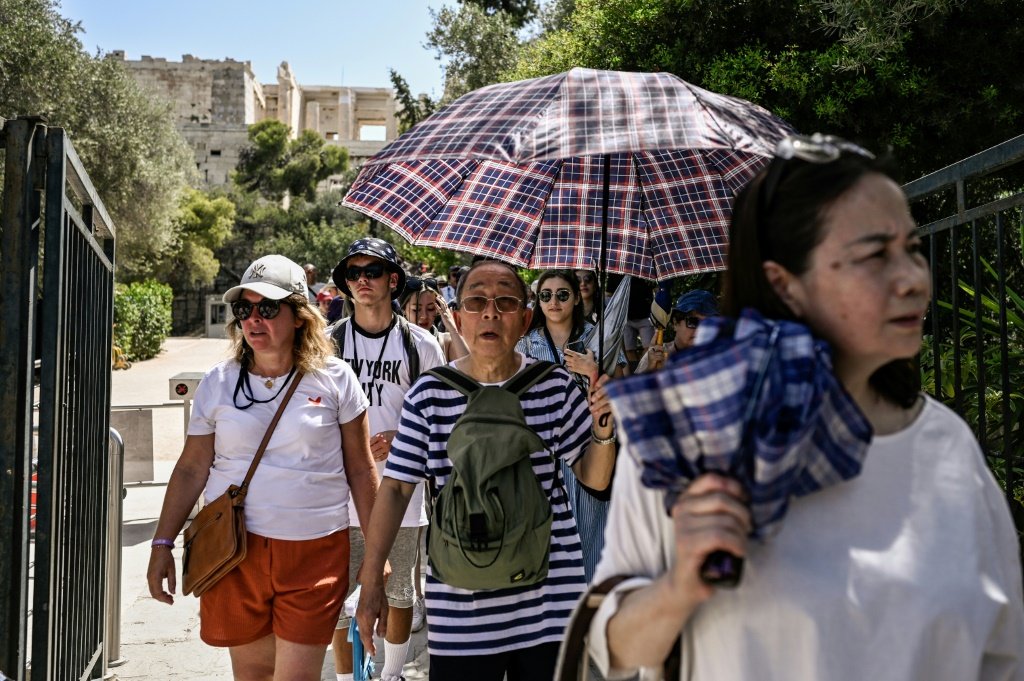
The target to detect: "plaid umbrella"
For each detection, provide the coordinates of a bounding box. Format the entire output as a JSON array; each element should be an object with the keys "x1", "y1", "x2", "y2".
[
  {"x1": 342, "y1": 67, "x2": 794, "y2": 281},
  {"x1": 605, "y1": 308, "x2": 872, "y2": 584}
]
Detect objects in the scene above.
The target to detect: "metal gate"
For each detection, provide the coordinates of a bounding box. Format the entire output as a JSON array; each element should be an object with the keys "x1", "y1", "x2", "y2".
[
  {"x1": 905, "y1": 134, "x2": 1024, "y2": 536},
  {"x1": 1, "y1": 117, "x2": 116, "y2": 679}
]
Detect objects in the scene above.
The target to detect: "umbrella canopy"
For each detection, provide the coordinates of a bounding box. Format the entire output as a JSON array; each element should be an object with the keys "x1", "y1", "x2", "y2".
[
  {"x1": 342, "y1": 67, "x2": 794, "y2": 281},
  {"x1": 605, "y1": 308, "x2": 873, "y2": 539}
]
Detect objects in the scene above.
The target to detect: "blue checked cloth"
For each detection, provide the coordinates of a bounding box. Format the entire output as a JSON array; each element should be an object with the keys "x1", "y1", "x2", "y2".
[
  {"x1": 342, "y1": 68, "x2": 794, "y2": 281},
  {"x1": 606, "y1": 308, "x2": 872, "y2": 538}
]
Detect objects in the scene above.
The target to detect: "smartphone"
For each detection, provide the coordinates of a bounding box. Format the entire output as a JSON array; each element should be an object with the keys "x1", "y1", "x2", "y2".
[{"x1": 564, "y1": 339, "x2": 587, "y2": 355}]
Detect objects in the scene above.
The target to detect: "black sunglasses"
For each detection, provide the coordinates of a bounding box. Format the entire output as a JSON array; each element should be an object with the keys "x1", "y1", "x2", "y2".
[
  {"x1": 538, "y1": 289, "x2": 572, "y2": 303},
  {"x1": 344, "y1": 263, "x2": 387, "y2": 281},
  {"x1": 406, "y1": 277, "x2": 439, "y2": 293},
  {"x1": 232, "y1": 299, "x2": 289, "y2": 321},
  {"x1": 672, "y1": 314, "x2": 702, "y2": 329}
]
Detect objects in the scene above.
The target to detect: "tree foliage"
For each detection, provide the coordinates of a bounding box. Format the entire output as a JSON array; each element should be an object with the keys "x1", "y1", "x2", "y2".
[
  {"x1": 0, "y1": 0, "x2": 196, "y2": 282},
  {"x1": 507, "y1": 0, "x2": 1024, "y2": 179},
  {"x1": 234, "y1": 119, "x2": 349, "y2": 202},
  {"x1": 156, "y1": 189, "x2": 236, "y2": 290},
  {"x1": 390, "y1": 68, "x2": 437, "y2": 134},
  {"x1": 427, "y1": 3, "x2": 525, "y2": 104},
  {"x1": 460, "y1": 0, "x2": 539, "y2": 27}
]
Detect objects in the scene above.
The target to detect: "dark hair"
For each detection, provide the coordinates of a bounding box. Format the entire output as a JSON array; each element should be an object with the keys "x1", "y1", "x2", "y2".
[
  {"x1": 455, "y1": 259, "x2": 529, "y2": 304},
  {"x1": 529, "y1": 269, "x2": 587, "y2": 339},
  {"x1": 722, "y1": 151, "x2": 920, "y2": 408}
]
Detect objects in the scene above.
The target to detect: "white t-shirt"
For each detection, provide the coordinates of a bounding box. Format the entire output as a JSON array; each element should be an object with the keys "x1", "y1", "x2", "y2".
[
  {"x1": 188, "y1": 357, "x2": 369, "y2": 540},
  {"x1": 589, "y1": 396, "x2": 1024, "y2": 680},
  {"x1": 336, "y1": 316, "x2": 446, "y2": 527}
]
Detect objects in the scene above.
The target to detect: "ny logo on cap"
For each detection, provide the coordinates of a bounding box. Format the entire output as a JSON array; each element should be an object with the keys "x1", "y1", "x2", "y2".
[{"x1": 250, "y1": 264, "x2": 267, "y2": 279}]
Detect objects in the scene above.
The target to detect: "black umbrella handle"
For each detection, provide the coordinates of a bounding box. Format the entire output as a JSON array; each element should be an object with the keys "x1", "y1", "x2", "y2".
[{"x1": 700, "y1": 550, "x2": 744, "y2": 588}]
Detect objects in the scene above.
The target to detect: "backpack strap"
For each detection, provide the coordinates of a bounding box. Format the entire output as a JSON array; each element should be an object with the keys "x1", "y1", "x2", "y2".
[
  {"x1": 503, "y1": 360, "x2": 557, "y2": 396},
  {"x1": 426, "y1": 365, "x2": 481, "y2": 397},
  {"x1": 396, "y1": 315, "x2": 420, "y2": 384},
  {"x1": 330, "y1": 318, "x2": 349, "y2": 355}
]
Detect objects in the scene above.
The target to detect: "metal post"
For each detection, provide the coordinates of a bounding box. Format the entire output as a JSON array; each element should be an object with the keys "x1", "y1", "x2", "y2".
[{"x1": 103, "y1": 428, "x2": 127, "y2": 677}]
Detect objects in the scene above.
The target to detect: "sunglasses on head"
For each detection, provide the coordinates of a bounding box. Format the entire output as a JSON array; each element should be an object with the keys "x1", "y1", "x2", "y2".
[
  {"x1": 406, "y1": 277, "x2": 439, "y2": 293},
  {"x1": 759, "y1": 134, "x2": 875, "y2": 222},
  {"x1": 538, "y1": 289, "x2": 572, "y2": 303},
  {"x1": 672, "y1": 314, "x2": 702, "y2": 329},
  {"x1": 344, "y1": 263, "x2": 387, "y2": 281},
  {"x1": 232, "y1": 299, "x2": 289, "y2": 321}
]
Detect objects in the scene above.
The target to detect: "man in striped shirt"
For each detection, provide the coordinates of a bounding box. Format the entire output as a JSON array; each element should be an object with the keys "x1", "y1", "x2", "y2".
[{"x1": 356, "y1": 260, "x2": 618, "y2": 679}]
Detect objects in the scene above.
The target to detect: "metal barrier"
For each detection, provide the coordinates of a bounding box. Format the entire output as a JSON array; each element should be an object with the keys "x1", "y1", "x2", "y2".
[
  {"x1": 103, "y1": 429, "x2": 126, "y2": 677},
  {"x1": 0, "y1": 116, "x2": 116, "y2": 680},
  {"x1": 905, "y1": 134, "x2": 1024, "y2": 534}
]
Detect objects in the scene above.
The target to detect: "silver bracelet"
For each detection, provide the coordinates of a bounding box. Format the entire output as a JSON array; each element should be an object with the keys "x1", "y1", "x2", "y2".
[{"x1": 591, "y1": 429, "x2": 617, "y2": 445}]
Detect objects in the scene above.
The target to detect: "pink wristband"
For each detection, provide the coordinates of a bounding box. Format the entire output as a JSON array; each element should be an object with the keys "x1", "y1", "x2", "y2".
[{"x1": 151, "y1": 538, "x2": 175, "y2": 548}]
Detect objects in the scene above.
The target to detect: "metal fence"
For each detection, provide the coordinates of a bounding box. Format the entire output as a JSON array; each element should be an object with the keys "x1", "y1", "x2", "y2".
[
  {"x1": 905, "y1": 134, "x2": 1024, "y2": 535},
  {"x1": 0, "y1": 117, "x2": 117, "y2": 680}
]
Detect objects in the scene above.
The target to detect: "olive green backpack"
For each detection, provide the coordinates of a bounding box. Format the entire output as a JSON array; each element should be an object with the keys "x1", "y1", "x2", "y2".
[{"x1": 426, "y1": 361, "x2": 559, "y2": 590}]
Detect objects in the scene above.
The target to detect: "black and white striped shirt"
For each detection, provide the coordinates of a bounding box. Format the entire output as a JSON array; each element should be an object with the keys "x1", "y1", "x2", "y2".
[{"x1": 385, "y1": 356, "x2": 592, "y2": 655}]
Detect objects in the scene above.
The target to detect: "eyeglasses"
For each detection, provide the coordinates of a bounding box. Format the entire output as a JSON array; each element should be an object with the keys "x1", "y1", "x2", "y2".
[
  {"x1": 459, "y1": 296, "x2": 523, "y2": 313},
  {"x1": 344, "y1": 263, "x2": 386, "y2": 281},
  {"x1": 759, "y1": 133, "x2": 875, "y2": 222},
  {"x1": 538, "y1": 289, "x2": 572, "y2": 303},
  {"x1": 232, "y1": 299, "x2": 289, "y2": 321},
  {"x1": 672, "y1": 314, "x2": 702, "y2": 329}
]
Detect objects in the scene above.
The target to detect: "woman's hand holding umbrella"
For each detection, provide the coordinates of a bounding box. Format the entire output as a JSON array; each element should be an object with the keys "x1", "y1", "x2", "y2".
[{"x1": 669, "y1": 474, "x2": 752, "y2": 601}]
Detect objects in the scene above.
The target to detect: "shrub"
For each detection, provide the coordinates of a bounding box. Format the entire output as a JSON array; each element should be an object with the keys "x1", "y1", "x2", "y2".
[{"x1": 114, "y1": 280, "x2": 173, "y2": 361}]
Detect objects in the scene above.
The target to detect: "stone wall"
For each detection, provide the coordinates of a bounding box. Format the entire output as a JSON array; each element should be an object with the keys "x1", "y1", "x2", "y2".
[{"x1": 113, "y1": 51, "x2": 398, "y2": 187}]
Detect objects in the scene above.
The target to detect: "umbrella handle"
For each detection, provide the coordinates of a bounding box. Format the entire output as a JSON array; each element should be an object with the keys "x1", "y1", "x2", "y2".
[
  {"x1": 699, "y1": 550, "x2": 744, "y2": 588},
  {"x1": 654, "y1": 328, "x2": 664, "y2": 346}
]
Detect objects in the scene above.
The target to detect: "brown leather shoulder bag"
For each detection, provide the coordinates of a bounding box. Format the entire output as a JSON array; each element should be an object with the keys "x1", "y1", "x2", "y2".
[{"x1": 182, "y1": 372, "x2": 303, "y2": 597}]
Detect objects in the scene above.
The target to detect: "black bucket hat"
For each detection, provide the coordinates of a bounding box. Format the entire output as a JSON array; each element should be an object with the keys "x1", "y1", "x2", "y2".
[{"x1": 332, "y1": 237, "x2": 406, "y2": 300}]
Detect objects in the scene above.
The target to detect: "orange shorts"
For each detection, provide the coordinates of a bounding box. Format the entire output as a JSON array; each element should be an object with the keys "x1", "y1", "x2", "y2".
[{"x1": 199, "y1": 530, "x2": 349, "y2": 647}]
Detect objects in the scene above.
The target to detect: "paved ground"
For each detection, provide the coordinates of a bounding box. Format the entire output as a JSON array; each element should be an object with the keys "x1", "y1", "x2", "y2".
[{"x1": 109, "y1": 337, "x2": 429, "y2": 680}]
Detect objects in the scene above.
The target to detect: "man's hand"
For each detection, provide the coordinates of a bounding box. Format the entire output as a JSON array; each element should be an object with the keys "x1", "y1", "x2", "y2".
[{"x1": 356, "y1": 578, "x2": 389, "y2": 655}]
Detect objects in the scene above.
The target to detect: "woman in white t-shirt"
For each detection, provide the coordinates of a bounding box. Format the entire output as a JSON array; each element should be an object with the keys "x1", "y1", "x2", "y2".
[
  {"x1": 589, "y1": 136, "x2": 1024, "y2": 680},
  {"x1": 147, "y1": 254, "x2": 376, "y2": 681}
]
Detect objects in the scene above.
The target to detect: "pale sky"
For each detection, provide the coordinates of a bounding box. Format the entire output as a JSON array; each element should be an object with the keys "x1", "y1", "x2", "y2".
[{"x1": 60, "y1": 0, "x2": 447, "y2": 98}]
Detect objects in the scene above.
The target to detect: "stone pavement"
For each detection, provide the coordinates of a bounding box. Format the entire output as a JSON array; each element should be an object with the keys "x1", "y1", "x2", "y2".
[{"x1": 109, "y1": 337, "x2": 429, "y2": 680}]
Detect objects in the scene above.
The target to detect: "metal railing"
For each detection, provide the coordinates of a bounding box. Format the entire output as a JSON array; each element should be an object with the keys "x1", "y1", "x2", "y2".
[
  {"x1": 1, "y1": 116, "x2": 116, "y2": 680},
  {"x1": 103, "y1": 429, "x2": 126, "y2": 677},
  {"x1": 905, "y1": 134, "x2": 1024, "y2": 534}
]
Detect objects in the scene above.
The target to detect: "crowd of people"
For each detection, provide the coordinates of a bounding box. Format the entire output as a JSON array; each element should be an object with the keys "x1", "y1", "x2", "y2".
[{"x1": 147, "y1": 136, "x2": 1024, "y2": 681}]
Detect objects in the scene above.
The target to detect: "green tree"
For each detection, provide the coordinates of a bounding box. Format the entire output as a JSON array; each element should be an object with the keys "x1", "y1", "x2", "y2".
[
  {"x1": 234, "y1": 120, "x2": 349, "y2": 202},
  {"x1": 157, "y1": 189, "x2": 236, "y2": 289},
  {"x1": 460, "y1": 0, "x2": 539, "y2": 27},
  {"x1": 507, "y1": 0, "x2": 1024, "y2": 179},
  {"x1": 0, "y1": 0, "x2": 196, "y2": 281},
  {"x1": 390, "y1": 68, "x2": 437, "y2": 134},
  {"x1": 427, "y1": 3, "x2": 525, "y2": 103}
]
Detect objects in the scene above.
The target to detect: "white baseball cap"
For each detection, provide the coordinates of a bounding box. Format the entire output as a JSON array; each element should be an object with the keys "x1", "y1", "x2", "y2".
[{"x1": 223, "y1": 254, "x2": 307, "y2": 303}]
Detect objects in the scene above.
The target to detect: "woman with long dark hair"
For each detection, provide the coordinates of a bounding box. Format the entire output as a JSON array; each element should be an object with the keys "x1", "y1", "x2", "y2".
[
  {"x1": 517, "y1": 269, "x2": 626, "y2": 583},
  {"x1": 587, "y1": 136, "x2": 1024, "y2": 679}
]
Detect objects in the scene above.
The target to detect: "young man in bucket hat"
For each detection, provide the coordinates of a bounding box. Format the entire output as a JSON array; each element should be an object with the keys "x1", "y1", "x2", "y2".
[
  {"x1": 329, "y1": 237, "x2": 445, "y2": 681},
  {"x1": 636, "y1": 289, "x2": 719, "y2": 373}
]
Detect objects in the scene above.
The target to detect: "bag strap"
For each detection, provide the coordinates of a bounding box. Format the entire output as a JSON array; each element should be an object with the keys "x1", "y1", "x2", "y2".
[
  {"x1": 397, "y1": 315, "x2": 420, "y2": 384},
  {"x1": 503, "y1": 360, "x2": 556, "y2": 396},
  {"x1": 235, "y1": 371, "x2": 304, "y2": 497},
  {"x1": 331, "y1": 318, "x2": 349, "y2": 355},
  {"x1": 555, "y1": 575, "x2": 681, "y2": 681},
  {"x1": 426, "y1": 365, "x2": 481, "y2": 396}
]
